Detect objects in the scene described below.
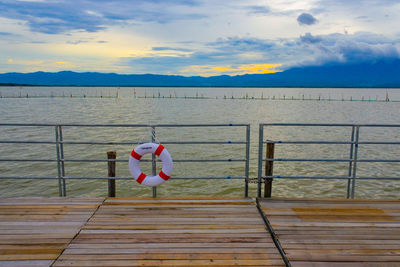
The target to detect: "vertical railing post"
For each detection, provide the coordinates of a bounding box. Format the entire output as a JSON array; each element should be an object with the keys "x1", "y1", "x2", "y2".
[
  {"x1": 59, "y1": 125, "x2": 66, "y2": 197},
  {"x1": 257, "y1": 124, "x2": 264, "y2": 197},
  {"x1": 244, "y1": 125, "x2": 250, "y2": 197},
  {"x1": 55, "y1": 126, "x2": 63, "y2": 197},
  {"x1": 107, "y1": 151, "x2": 116, "y2": 197},
  {"x1": 351, "y1": 126, "x2": 360, "y2": 199},
  {"x1": 151, "y1": 126, "x2": 157, "y2": 198},
  {"x1": 264, "y1": 141, "x2": 275, "y2": 198},
  {"x1": 347, "y1": 126, "x2": 355, "y2": 198}
]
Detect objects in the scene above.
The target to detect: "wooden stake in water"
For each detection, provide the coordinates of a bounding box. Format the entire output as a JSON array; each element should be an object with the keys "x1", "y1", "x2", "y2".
[
  {"x1": 264, "y1": 141, "x2": 274, "y2": 198},
  {"x1": 107, "y1": 151, "x2": 116, "y2": 197}
]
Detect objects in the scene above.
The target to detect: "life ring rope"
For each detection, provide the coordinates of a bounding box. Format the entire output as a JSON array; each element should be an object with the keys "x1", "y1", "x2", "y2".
[{"x1": 129, "y1": 143, "x2": 173, "y2": 187}]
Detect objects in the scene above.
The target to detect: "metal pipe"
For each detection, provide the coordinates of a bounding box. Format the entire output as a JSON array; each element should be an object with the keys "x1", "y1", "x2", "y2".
[
  {"x1": 263, "y1": 140, "x2": 353, "y2": 144},
  {"x1": 260, "y1": 123, "x2": 400, "y2": 127},
  {"x1": 257, "y1": 124, "x2": 264, "y2": 198},
  {"x1": 61, "y1": 176, "x2": 247, "y2": 180},
  {"x1": 4, "y1": 122, "x2": 400, "y2": 127},
  {"x1": 263, "y1": 158, "x2": 352, "y2": 162},
  {"x1": 347, "y1": 126, "x2": 355, "y2": 198},
  {"x1": 60, "y1": 158, "x2": 246, "y2": 163},
  {"x1": 0, "y1": 159, "x2": 58, "y2": 162},
  {"x1": 58, "y1": 158, "x2": 400, "y2": 163},
  {"x1": 0, "y1": 123, "x2": 250, "y2": 127},
  {"x1": 351, "y1": 126, "x2": 360, "y2": 199},
  {"x1": 0, "y1": 140, "x2": 56, "y2": 144},
  {"x1": 59, "y1": 126, "x2": 66, "y2": 196},
  {"x1": 262, "y1": 175, "x2": 351, "y2": 179},
  {"x1": 263, "y1": 140, "x2": 400, "y2": 145},
  {"x1": 59, "y1": 141, "x2": 247, "y2": 145},
  {"x1": 244, "y1": 125, "x2": 250, "y2": 197},
  {"x1": 0, "y1": 176, "x2": 58, "y2": 179},
  {"x1": 54, "y1": 126, "x2": 62, "y2": 196},
  {"x1": 151, "y1": 126, "x2": 157, "y2": 198}
]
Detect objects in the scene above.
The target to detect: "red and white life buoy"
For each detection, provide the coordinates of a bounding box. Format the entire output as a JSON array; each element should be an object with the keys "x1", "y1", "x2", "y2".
[{"x1": 129, "y1": 143, "x2": 173, "y2": 187}]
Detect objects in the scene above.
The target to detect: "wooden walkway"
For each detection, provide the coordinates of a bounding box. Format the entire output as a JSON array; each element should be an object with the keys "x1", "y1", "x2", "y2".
[
  {"x1": 0, "y1": 197, "x2": 284, "y2": 267},
  {"x1": 0, "y1": 197, "x2": 103, "y2": 267},
  {"x1": 1, "y1": 197, "x2": 400, "y2": 266},
  {"x1": 258, "y1": 198, "x2": 400, "y2": 267}
]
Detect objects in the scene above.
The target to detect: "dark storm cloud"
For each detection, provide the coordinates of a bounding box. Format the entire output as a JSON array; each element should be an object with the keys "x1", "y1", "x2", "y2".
[{"x1": 297, "y1": 13, "x2": 318, "y2": 25}]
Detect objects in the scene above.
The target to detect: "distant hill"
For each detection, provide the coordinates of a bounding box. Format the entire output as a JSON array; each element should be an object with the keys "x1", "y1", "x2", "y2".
[{"x1": 1, "y1": 60, "x2": 400, "y2": 87}]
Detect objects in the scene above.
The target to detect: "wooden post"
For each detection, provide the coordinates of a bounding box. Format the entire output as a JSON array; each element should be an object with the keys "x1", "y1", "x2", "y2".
[
  {"x1": 107, "y1": 151, "x2": 116, "y2": 197},
  {"x1": 264, "y1": 141, "x2": 274, "y2": 198}
]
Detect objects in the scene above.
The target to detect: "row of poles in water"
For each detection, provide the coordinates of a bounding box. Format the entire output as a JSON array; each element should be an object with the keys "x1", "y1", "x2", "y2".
[{"x1": 0, "y1": 89, "x2": 394, "y2": 102}]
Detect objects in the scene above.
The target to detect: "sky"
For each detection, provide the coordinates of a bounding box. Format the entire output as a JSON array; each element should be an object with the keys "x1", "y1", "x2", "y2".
[{"x1": 0, "y1": 0, "x2": 400, "y2": 76}]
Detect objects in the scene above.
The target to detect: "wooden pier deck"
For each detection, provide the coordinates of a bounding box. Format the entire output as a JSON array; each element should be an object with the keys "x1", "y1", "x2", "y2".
[
  {"x1": 0, "y1": 197, "x2": 399, "y2": 266},
  {"x1": 258, "y1": 198, "x2": 400, "y2": 267}
]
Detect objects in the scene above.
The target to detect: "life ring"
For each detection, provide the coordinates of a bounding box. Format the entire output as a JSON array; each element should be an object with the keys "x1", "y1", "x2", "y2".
[{"x1": 129, "y1": 143, "x2": 173, "y2": 186}]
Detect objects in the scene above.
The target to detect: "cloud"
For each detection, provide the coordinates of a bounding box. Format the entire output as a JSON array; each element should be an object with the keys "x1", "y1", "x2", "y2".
[
  {"x1": 0, "y1": 32, "x2": 15, "y2": 36},
  {"x1": 209, "y1": 37, "x2": 276, "y2": 52},
  {"x1": 297, "y1": 13, "x2": 318, "y2": 25},
  {"x1": 66, "y1": 40, "x2": 88, "y2": 45},
  {"x1": 300, "y1": 33, "x2": 322, "y2": 44},
  {"x1": 296, "y1": 32, "x2": 400, "y2": 67},
  {"x1": 247, "y1": 5, "x2": 270, "y2": 16},
  {"x1": 0, "y1": 0, "x2": 206, "y2": 34},
  {"x1": 152, "y1": 46, "x2": 192, "y2": 52},
  {"x1": 117, "y1": 31, "x2": 400, "y2": 75}
]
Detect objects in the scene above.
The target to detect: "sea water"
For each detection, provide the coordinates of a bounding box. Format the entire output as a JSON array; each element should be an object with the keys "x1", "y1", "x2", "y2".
[{"x1": 0, "y1": 87, "x2": 399, "y2": 198}]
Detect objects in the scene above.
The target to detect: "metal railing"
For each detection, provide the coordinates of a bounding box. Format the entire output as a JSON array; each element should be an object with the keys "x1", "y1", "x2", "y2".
[
  {"x1": 258, "y1": 123, "x2": 400, "y2": 198},
  {"x1": 0, "y1": 123, "x2": 250, "y2": 197}
]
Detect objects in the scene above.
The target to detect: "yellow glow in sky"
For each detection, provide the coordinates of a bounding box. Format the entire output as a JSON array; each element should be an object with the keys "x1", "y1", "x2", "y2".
[{"x1": 182, "y1": 64, "x2": 282, "y2": 76}]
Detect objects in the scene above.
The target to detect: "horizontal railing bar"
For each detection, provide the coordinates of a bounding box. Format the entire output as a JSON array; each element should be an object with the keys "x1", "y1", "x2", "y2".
[
  {"x1": 261, "y1": 123, "x2": 400, "y2": 127},
  {"x1": 261, "y1": 123, "x2": 356, "y2": 127},
  {"x1": 358, "y1": 159, "x2": 400, "y2": 162},
  {"x1": 62, "y1": 158, "x2": 245, "y2": 162},
  {"x1": 262, "y1": 175, "x2": 351, "y2": 179},
  {"x1": 0, "y1": 140, "x2": 56, "y2": 144},
  {"x1": 0, "y1": 176, "x2": 58, "y2": 179},
  {"x1": 61, "y1": 141, "x2": 143, "y2": 145},
  {"x1": 263, "y1": 140, "x2": 400, "y2": 145},
  {"x1": 262, "y1": 175, "x2": 400, "y2": 180},
  {"x1": 0, "y1": 123, "x2": 249, "y2": 127},
  {"x1": 262, "y1": 158, "x2": 400, "y2": 163},
  {"x1": 0, "y1": 123, "x2": 60, "y2": 127},
  {"x1": 0, "y1": 175, "x2": 247, "y2": 180},
  {"x1": 356, "y1": 176, "x2": 400, "y2": 180},
  {"x1": 264, "y1": 140, "x2": 353, "y2": 144},
  {"x1": 60, "y1": 141, "x2": 247, "y2": 145},
  {"x1": 0, "y1": 159, "x2": 57, "y2": 162},
  {"x1": 263, "y1": 158, "x2": 352, "y2": 162},
  {"x1": 62, "y1": 176, "x2": 246, "y2": 180},
  {"x1": 358, "y1": 141, "x2": 400, "y2": 145}
]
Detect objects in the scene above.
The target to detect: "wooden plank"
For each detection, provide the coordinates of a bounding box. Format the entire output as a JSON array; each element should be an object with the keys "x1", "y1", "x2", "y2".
[
  {"x1": 62, "y1": 248, "x2": 280, "y2": 255},
  {"x1": 258, "y1": 198, "x2": 400, "y2": 266},
  {"x1": 58, "y1": 253, "x2": 280, "y2": 260},
  {"x1": 0, "y1": 197, "x2": 102, "y2": 264},
  {"x1": 0, "y1": 260, "x2": 54, "y2": 267},
  {"x1": 67, "y1": 242, "x2": 278, "y2": 249},
  {"x1": 287, "y1": 254, "x2": 400, "y2": 262},
  {"x1": 54, "y1": 197, "x2": 284, "y2": 266},
  {"x1": 53, "y1": 259, "x2": 285, "y2": 266},
  {"x1": 292, "y1": 262, "x2": 400, "y2": 267}
]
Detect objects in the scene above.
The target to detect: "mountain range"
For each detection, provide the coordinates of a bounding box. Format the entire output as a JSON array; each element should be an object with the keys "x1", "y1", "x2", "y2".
[{"x1": 1, "y1": 60, "x2": 400, "y2": 87}]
